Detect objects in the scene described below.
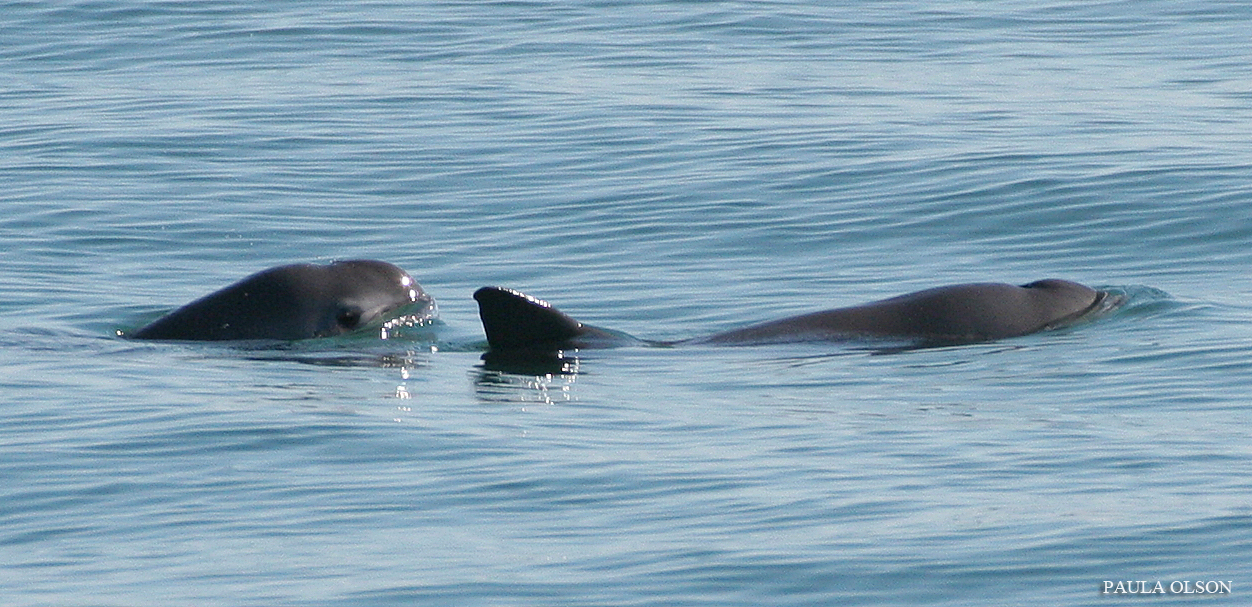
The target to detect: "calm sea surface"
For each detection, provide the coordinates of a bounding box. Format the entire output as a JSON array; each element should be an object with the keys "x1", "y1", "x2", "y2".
[{"x1": 4, "y1": 1, "x2": 1252, "y2": 605}]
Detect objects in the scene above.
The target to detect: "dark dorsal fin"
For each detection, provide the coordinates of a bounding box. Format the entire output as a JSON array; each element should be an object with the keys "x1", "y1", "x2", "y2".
[{"x1": 473, "y1": 287, "x2": 585, "y2": 350}]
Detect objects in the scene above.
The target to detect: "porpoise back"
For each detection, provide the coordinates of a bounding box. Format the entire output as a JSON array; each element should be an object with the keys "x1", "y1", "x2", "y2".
[
  {"x1": 473, "y1": 279, "x2": 1104, "y2": 351},
  {"x1": 698, "y1": 279, "x2": 1102, "y2": 345}
]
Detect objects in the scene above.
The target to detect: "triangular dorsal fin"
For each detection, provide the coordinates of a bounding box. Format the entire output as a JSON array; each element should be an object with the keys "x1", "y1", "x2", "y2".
[{"x1": 473, "y1": 287, "x2": 584, "y2": 349}]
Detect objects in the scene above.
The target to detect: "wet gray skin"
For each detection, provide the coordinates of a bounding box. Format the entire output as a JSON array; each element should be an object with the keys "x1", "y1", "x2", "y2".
[
  {"x1": 132, "y1": 260, "x2": 433, "y2": 341},
  {"x1": 473, "y1": 279, "x2": 1105, "y2": 351}
]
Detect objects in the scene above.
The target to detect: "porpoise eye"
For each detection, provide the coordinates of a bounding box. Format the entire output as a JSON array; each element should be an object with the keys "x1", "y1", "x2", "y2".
[{"x1": 336, "y1": 307, "x2": 363, "y2": 330}]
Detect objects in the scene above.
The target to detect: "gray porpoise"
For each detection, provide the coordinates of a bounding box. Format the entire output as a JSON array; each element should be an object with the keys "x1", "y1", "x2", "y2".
[
  {"x1": 473, "y1": 279, "x2": 1106, "y2": 351},
  {"x1": 132, "y1": 260, "x2": 433, "y2": 341}
]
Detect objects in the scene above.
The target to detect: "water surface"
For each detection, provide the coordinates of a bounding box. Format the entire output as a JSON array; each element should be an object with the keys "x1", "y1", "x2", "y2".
[{"x1": 3, "y1": 1, "x2": 1252, "y2": 605}]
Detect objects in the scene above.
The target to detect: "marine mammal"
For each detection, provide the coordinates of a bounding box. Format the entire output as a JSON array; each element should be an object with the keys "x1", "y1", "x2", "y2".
[
  {"x1": 473, "y1": 279, "x2": 1106, "y2": 351},
  {"x1": 132, "y1": 260, "x2": 434, "y2": 341}
]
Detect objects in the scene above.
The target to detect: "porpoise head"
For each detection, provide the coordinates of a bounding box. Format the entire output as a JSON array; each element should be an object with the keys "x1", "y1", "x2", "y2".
[
  {"x1": 1017, "y1": 278, "x2": 1105, "y2": 330},
  {"x1": 132, "y1": 260, "x2": 434, "y2": 341},
  {"x1": 310, "y1": 259, "x2": 435, "y2": 338}
]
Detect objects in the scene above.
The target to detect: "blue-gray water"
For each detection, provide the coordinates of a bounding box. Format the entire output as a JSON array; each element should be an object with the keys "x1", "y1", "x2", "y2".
[{"x1": 4, "y1": 1, "x2": 1252, "y2": 605}]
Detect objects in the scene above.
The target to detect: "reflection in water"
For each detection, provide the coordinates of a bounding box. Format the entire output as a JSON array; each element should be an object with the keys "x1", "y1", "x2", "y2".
[
  {"x1": 479, "y1": 350, "x2": 581, "y2": 375},
  {"x1": 473, "y1": 351, "x2": 580, "y2": 404},
  {"x1": 243, "y1": 348, "x2": 434, "y2": 369},
  {"x1": 379, "y1": 313, "x2": 440, "y2": 341}
]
